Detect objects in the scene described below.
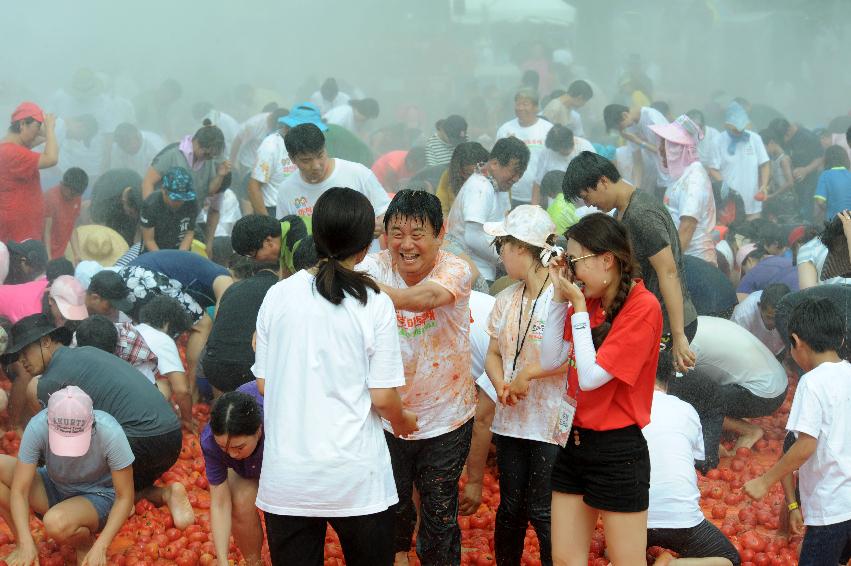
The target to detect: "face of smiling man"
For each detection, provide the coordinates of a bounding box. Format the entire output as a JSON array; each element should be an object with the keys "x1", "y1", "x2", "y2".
[{"x1": 386, "y1": 214, "x2": 444, "y2": 286}]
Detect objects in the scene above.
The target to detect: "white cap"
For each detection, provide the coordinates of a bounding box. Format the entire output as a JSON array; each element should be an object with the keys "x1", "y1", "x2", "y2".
[{"x1": 483, "y1": 205, "x2": 557, "y2": 248}]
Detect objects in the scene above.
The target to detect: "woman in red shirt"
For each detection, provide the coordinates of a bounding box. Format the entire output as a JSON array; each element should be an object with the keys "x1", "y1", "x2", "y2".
[
  {"x1": 0, "y1": 102, "x2": 58, "y2": 242},
  {"x1": 540, "y1": 212, "x2": 663, "y2": 566}
]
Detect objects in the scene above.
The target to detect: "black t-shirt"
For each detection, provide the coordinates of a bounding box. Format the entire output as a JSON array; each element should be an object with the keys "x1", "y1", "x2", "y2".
[
  {"x1": 140, "y1": 191, "x2": 197, "y2": 250},
  {"x1": 204, "y1": 270, "x2": 278, "y2": 364},
  {"x1": 37, "y1": 346, "x2": 180, "y2": 438},
  {"x1": 683, "y1": 255, "x2": 738, "y2": 319},
  {"x1": 775, "y1": 284, "x2": 851, "y2": 361},
  {"x1": 619, "y1": 189, "x2": 698, "y2": 331},
  {"x1": 786, "y1": 127, "x2": 823, "y2": 195}
]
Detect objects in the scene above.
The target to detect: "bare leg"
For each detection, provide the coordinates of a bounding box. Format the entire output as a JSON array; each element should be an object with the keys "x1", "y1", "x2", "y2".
[
  {"x1": 600, "y1": 509, "x2": 648, "y2": 566},
  {"x1": 0, "y1": 455, "x2": 51, "y2": 534},
  {"x1": 722, "y1": 417, "x2": 764, "y2": 450},
  {"x1": 7, "y1": 363, "x2": 35, "y2": 430},
  {"x1": 552, "y1": 492, "x2": 598, "y2": 566},
  {"x1": 139, "y1": 484, "x2": 195, "y2": 529},
  {"x1": 228, "y1": 474, "x2": 262, "y2": 566},
  {"x1": 42, "y1": 497, "x2": 99, "y2": 557}
]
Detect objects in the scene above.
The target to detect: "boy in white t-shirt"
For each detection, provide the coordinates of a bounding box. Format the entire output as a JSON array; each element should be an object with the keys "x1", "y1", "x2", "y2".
[
  {"x1": 745, "y1": 298, "x2": 851, "y2": 566},
  {"x1": 731, "y1": 284, "x2": 790, "y2": 355},
  {"x1": 496, "y1": 88, "x2": 552, "y2": 207}
]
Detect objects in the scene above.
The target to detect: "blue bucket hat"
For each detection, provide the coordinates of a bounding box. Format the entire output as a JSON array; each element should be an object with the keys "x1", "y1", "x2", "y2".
[
  {"x1": 161, "y1": 167, "x2": 195, "y2": 201},
  {"x1": 279, "y1": 103, "x2": 328, "y2": 132}
]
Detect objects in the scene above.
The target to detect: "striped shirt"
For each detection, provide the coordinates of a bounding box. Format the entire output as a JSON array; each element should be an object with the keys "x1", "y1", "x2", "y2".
[{"x1": 425, "y1": 133, "x2": 455, "y2": 167}]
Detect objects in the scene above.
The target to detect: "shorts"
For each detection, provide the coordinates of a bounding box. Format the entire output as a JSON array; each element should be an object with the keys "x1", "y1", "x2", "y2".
[
  {"x1": 723, "y1": 383, "x2": 787, "y2": 419},
  {"x1": 550, "y1": 425, "x2": 650, "y2": 513},
  {"x1": 37, "y1": 468, "x2": 114, "y2": 531},
  {"x1": 201, "y1": 358, "x2": 255, "y2": 393},
  {"x1": 127, "y1": 428, "x2": 183, "y2": 491},
  {"x1": 647, "y1": 519, "x2": 741, "y2": 566}
]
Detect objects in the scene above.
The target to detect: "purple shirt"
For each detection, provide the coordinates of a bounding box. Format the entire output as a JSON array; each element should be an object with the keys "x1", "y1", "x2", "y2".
[
  {"x1": 737, "y1": 255, "x2": 799, "y2": 295},
  {"x1": 178, "y1": 135, "x2": 203, "y2": 171},
  {"x1": 201, "y1": 381, "x2": 264, "y2": 485}
]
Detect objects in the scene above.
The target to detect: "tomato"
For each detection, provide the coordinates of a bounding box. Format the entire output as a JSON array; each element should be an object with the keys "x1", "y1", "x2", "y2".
[
  {"x1": 741, "y1": 531, "x2": 767, "y2": 553},
  {"x1": 706, "y1": 469, "x2": 722, "y2": 480},
  {"x1": 143, "y1": 542, "x2": 159, "y2": 560},
  {"x1": 470, "y1": 514, "x2": 488, "y2": 530},
  {"x1": 188, "y1": 532, "x2": 208, "y2": 544},
  {"x1": 709, "y1": 486, "x2": 724, "y2": 499},
  {"x1": 476, "y1": 554, "x2": 494, "y2": 565},
  {"x1": 724, "y1": 492, "x2": 743, "y2": 506},
  {"x1": 740, "y1": 548, "x2": 755, "y2": 562},
  {"x1": 161, "y1": 544, "x2": 180, "y2": 560},
  {"x1": 736, "y1": 447, "x2": 753, "y2": 458},
  {"x1": 711, "y1": 504, "x2": 727, "y2": 520},
  {"x1": 199, "y1": 553, "x2": 215, "y2": 566},
  {"x1": 753, "y1": 552, "x2": 770, "y2": 566},
  {"x1": 731, "y1": 458, "x2": 746, "y2": 472},
  {"x1": 175, "y1": 549, "x2": 199, "y2": 566},
  {"x1": 166, "y1": 528, "x2": 182, "y2": 541},
  {"x1": 756, "y1": 510, "x2": 773, "y2": 526},
  {"x1": 458, "y1": 516, "x2": 470, "y2": 530}
]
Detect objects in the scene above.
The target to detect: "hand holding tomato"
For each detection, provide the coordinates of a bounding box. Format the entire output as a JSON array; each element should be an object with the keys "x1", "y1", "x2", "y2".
[
  {"x1": 505, "y1": 370, "x2": 530, "y2": 406},
  {"x1": 80, "y1": 543, "x2": 108, "y2": 566},
  {"x1": 458, "y1": 480, "x2": 483, "y2": 516},
  {"x1": 743, "y1": 476, "x2": 770, "y2": 500},
  {"x1": 5, "y1": 544, "x2": 39, "y2": 566},
  {"x1": 391, "y1": 410, "x2": 419, "y2": 438}
]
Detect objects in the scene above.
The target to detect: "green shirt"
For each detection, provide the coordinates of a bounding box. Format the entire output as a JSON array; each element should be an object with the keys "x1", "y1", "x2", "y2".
[
  {"x1": 547, "y1": 194, "x2": 579, "y2": 235},
  {"x1": 325, "y1": 125, "x2": 373, "y2": 168}
]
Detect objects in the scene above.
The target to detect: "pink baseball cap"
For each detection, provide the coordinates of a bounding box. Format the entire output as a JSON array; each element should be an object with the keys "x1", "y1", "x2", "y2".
[
  {"x1": 47, "y1": 386, "x2": 94, "y2": 457},
  {"x1": 735, "y1": 243, "x2": 759, "y2": 269},
  {"x1": 49, "y1": 275, "x2": 88, "y2": 321}
]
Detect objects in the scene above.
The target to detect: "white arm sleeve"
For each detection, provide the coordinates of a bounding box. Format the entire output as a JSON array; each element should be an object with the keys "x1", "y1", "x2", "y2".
[
  {"x1": 571, "y1": 312, "x2": 615, "y2": 391},
  {"x1": 540, "y1": 299, "x2": 572, "y2": 370},
  {"x1": 463, "y1": 221, "x2": 498, "y2": 265}
]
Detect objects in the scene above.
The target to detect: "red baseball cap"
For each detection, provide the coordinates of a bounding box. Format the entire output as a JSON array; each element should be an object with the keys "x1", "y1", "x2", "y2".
[{"x1": 11, "y1": 102, "x2": 44, "y2": 123}]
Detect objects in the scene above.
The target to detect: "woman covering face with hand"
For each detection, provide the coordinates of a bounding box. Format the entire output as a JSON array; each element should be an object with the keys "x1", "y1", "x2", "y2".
[{"x1": 540, "y1": 212, "x2": 663, "y2": 566}]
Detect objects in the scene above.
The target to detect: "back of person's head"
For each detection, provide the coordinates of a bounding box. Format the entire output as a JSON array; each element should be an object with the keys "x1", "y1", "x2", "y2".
[
  {"x1": 292, "y1": 236, "x2": 318, "y2": 271},
  {"x1": 567, "y1": 80, "x2": 593, "y2": 101},
  {"x1": 489, "y1": 136, "x2": 530, "y2": 173},
  {"x1": 312, "y1": 187, "x2": 379, "y2": 306},
  {"x1": 7, "y1": 240, "x2": 48, "y2": 283},
  {"x1": 384, "y1": 190, "x2": 443, "y2": 237},
  {"x1": 788, "y1": 297, "x2": 844, "y2": 353},
  {"x1": 61, "y1": 167, "x2": 89, "y2": 195},
  {"x1": 405, "y1": 146, "x2": 427, "y2": 173},
  {"x1": 566, "y1": 213, "x2": 636, "y2": 346},
  {"x1": 350, "y1": 98, "x2": 379, "y2": 120},
  {"x1": 541, "y1": 170, "x2": 566, "y2": 199},
  {"x1": 545, "y1": 125, "x2": 575, "y2": 153},
  {"x1": 563, "y1": 151, "x2": 621, "y2": 202},
  {"x1": 284, "y1": 123, "x2": 325, "y2": 158},
  {"x1": 768, "y1": 117, "x2": 791, "y2": 139},
  {"x1": 46, "y1": 258, "x2": 75, "y2": 284},
  {"x1": 209, "y1": 391, "x2": 262, "y2": 437},
  {"x1": 685, "y1": 109, "x2": 705, "y2": 128},
  {"x1": 139, "y1": 295, "x2": 192, "y2": 338},
  {"x1": 211, "y1": 236, "x2": 235, "y2": 268},
  {"x1": 520, "y1": 70, "x2": 540, "y2": 91},
  {"x1": 75, "y1": 315, "x2": 118, "y2": 353},
  {"x1": 759, "y1": 283, "x2": 790, "y2": 311},
  {"x1": 603, "y1": 104, "x2": 629, "y2": 132},
  {"x1": 231, "y1": 215, "x2": 282, "y2": 257},
  {"x1": 759, "y1": 129, "x2": 781, "y2": 147},
  {"x1": 320, "y1": 78, "x2": 339, "y2": 102},
  {"x1": 449, "y1": 141, "x2": 489, "y2": 194},
  {"x1": 514, "y1": 87, "x2": 539, "y2": 108},
  {"x1": 824, "y1": 145, "x2": 850, "y2": 170},
  {"x1": 757, "y1": 222, "x2": 786, "y2": 251},
  {"x1": 193, "y1": 122, "x2": 225, "y2": 158},
  {"x1": 655, "y1": 349, "x2": 674, "y2": 386}
]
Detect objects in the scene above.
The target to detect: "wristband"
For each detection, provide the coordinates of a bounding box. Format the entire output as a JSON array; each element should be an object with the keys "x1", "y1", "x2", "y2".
[{"x1": 787, "y1": 501, "x2": 799, "y2": 512}]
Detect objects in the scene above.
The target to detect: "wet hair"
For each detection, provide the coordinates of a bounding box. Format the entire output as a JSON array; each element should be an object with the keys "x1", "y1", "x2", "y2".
[
  {"x1": 563, "y1": 151, "x2": 621, "y2": 202},
  {"x1": 787, "y1": 297, "x2": 843, "y2": 353},
  {"x1": 227, "y1": 255, "x2": 256, "y2": 280},
  {"x1": 284, "y1": 123, "x2": 326, "y2": 158},
  {"x1": 685, "y1": 109, "x2": 705, "y2": 128},
  {"x1": 541, "y1": 170, "x2": 566, "y2": 198},
  {"x1": 759, "y1": 129, "x2": 781, "y2": 147},
  {"x1": 514, "y1": 87, "x2": 539, "y2": 107},
  {"x1": 231, "y1": 214, "x2": 282, "y2": 257},
  {"x1": 46, "y1": 258, "x2": 74, "y2": 284},
  {"x1": 768, "y1": 118, "x2": 791, "y2": 139},
  {"x1": 75, "y1": 315, "x2": 119, "y2": 353},
  {"x1": 567, "y1": 80, "x2": 593, "y2": 100},
  {"x1": 292, "y1": 236, "x2": 318, "y2": 271},
  {"x1": 193, "y1": 123, "x2": 225, "y2": 158},
  {"x1": 384, "y1": 189, "x2": 443, "y2": 238},
  {"x1": 758, "y1": 222, "x2": 786, "y2": 250},
  {"x1": 139, "y1": 295, "x2": 192, "y2": 338},
  {"x1": 824, "y1": 145, "x2": 850, "y2": 170},
  {"x1": 350, "y1": 98, "x2": 380, "y2": 120},
  {"x1": 655, "y1": 350, "x2": 674, "y2": 385},
  {"x1": 448, "y1": 142, "x2": 489, "y2": 194},
  {"x1": 9, "y1": 117, "x2": 39, "y2": 134},
  {"x1": 61, "y1": 167, "x2": 89, "y2": 195},
  {"x1": 758, "y1": 283, "x2": 790, "y2": 311},
  {"x1": 489, "y1": 136, "x2": 530, "y2": 174},
  {"x1": 320, "y1": 78, "x2": 339, "y2": 102},
  {"x1": 312, "y1": 187, "x2": 379, "y2": 306},
  {"x1": 545, "y1": 125, "x2": 575, "y2": 153},
  {"x1": 650, "y1": 100, "x2": 670, "y2": 118},
  {"x1": 603, "y1": 104, "x2": 630, "y2": 132},
  {"x1": 209, "y1": 391, "x2": 262, "y2": 437},
  {"x1": 566, "y1": 213, "x2": 636, "y2": 347}
]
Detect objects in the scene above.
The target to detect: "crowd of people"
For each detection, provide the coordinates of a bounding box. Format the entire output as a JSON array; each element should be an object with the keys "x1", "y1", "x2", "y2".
[{"x1": 0, "y1": 60, "x2": 850, "y2": 566}]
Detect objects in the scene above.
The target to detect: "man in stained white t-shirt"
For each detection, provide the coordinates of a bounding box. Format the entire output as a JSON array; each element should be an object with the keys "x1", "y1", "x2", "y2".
[{"x1": 496, "y1": 88, "x2": 552, "y2": 207}]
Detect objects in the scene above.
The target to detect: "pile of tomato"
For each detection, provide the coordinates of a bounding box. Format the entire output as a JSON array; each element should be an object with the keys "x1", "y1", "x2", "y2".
[{"x1": 0, "y1": 378, "x2": 805, "y2": 565}]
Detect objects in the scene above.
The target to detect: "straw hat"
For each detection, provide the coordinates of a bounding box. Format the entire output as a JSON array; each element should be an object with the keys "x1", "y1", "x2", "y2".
[{"x1": 67, "y1": 225, "x2": 129, "y2": 267}]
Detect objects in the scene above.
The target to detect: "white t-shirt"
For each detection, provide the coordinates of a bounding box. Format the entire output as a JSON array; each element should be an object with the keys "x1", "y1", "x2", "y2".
[
  {"x1": 252, "y1": 132, "x2": 297, "y2": 208},
  {"x1": 644, "y1": 390, "x2": 706, "y2": 529},
  {"x1": 690, "y1": 316, "x2": 787, "y2": 398},
  {"x1": 626, "y1": 106, "x2": 669, "y2": 190},
  {"x1": 310, "y1": 91, "x2": 351, "y2": 115},
  {"x1": 324, "y1": 105, "x2": 356, "y2": 132},
  {"x1": 252, "y1": 270, "x2": 403, "y2": 517},
  {"x1": 198, "y1": 189, "x2": 242, "y2": 237},
  {"x1": 715, "y1": 130, "x2": 769, "y2": 215},
  {"x1": 496, "y1": 118, "x2": 553, "y2": 203},
  {"x1": 731, "y1": 291, "x2": 785, "y2": 355},
  {"x1": 445, "y1": 173, "x2": 509, "y2": 281},
  {"x1": 664, "y1": 162, "x2": 717, "y2": 264},
  {"x1": 786, "y1": 360, "x2": 851, "y2": 526},
  {"x1": 533, "y1": 137, "x2": 596, "y2": 186},
  {"x1": 471, "y1": 291, "x2": 497, "y2": 403},
  {"x1": 234, "y1": 113, "x2": 272, "y2": 169},
  {"x1": 488, "y1": 283, "x2": 568, "y2": 444},
  {"x1": 110, "y1": 130, "x2": 165, "y2": 176},
  {"x1": 276, "y1": 159, "x2": 390, "y2": 229},
  {"x1": 698, "y1": 125, "x2": 722, "y2": 171},
  {"x1": 135, "y1": 323, "x2": 184, "y2": 378}
]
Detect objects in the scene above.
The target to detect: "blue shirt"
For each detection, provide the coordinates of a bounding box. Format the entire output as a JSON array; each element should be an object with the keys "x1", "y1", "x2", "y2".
[
  {"x1": 814, "y1": 168, "x2": 851, "y2": 220},
  {"x1": 737, "y1": 255, "x2": 799, "y2": 295},
  {"x1": 130, "y1": 250, "x2": 228, "y2": 307}
]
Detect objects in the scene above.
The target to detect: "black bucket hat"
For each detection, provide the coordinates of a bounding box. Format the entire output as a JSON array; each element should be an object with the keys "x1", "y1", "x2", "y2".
[{"x1": 0, "y1": 314, "x2": 71, "y2": 363}]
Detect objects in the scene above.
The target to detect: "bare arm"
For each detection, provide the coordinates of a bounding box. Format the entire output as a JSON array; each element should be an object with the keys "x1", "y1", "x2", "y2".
[
  {"x1": 205, "y1": 209, "x2": 220, "y2": 248},
  {"x1": 744, "y1": 434, "x2": 817, "y2": 500},
  {"x1": 778, "y1": 157, "x2": 794, "y2": 194},
  {"x1": 209, "y1": 481, "x2": 234, "y2": 563},
  {"x1": 378, "y1": 281, "x2": 455, "y2": 313},
  {"x1": 369, "y1": 387, "x2": 417, "y2": 437},
  {"x1": 708, "y1": 168, "x2": 722, "y2": 183},
  {"x1": 141, "y1": 167, "x2": 162, "y2": 200},
  {"x1": 531, "y1": 182, "x2": 541, "y2": 206},
  {"x1": 166, "y1": 371, "x2": 196, "y2": 432},
  {"x1": 141, "y1": 227, "x2": 159, "y2": 252},
  {"x1": 8, "y1": 461, "x2": 38, "y2": 565},
  {"x1": 758, "y1": 161, "x2": 770, "y2": 192},
  {"x1": 43, "y1": 217, "x2": 54, "y2": 260},
  {"x1": 484, "y1": 336, "x2": 506, "y2": 403},
  {"x1": 677, "y1": 216, "x2": 698, "y2": 252},
  {"x1": 82, "y1": 466, "x2": 134, "y2": 566},
  {"x1": 38, "y1": 114, "x2": 58, "y2": 169},
  {"x1": 797, "y1": 261, "x2": 818, "y2": 290},
  {"x1": 648, "y1": 246, "x2": 695, "y2": 371},
  {"x1": 178, "y1": 230, "x2": 194, "y2": 252},
  {"x1": 458, "y1": 393, "x2": 495, "y2": 515},
  {"x1": 246, "y1": 177, "x2": 268, "y2": 217}
]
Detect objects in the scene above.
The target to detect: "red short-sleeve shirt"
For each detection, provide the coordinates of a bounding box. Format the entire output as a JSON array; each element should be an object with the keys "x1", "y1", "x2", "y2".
[
  {"x1": 0, "y1": 142, "x2": 44, "y2": 242},
  {"x1": 563, "y1": 280, "x2": 663, "y2": 430},
  {"x1": 44, "y1": 186, "x2": 82, "y2": 259}
]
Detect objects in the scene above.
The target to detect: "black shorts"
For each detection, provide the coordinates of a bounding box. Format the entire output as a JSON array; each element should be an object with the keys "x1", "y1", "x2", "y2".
[
  {"x1": 550, "y1": 425, "x2": 650, "y2": 513},
  {"x1": 127, "y1": 428, "x2": 183, "y2": 491},
  {"x1": 201, "y1": 358, "x2": 255, "y2": 393},
  {"x1": 723, "y1": 383, "x2": 787, "y2": 419},
  {"x1": 648, "y1": 519, "x2": 741, "y2": 566}
]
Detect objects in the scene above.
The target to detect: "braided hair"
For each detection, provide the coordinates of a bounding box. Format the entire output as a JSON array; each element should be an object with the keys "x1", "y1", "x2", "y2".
[{"x1": 566, "y1": 213, "x2": 636, "y2": 348}]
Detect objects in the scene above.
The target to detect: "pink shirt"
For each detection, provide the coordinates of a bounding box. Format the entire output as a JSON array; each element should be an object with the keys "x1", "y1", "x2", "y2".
[{"x1": 0, "y1": 278, "x2": 49, "y2": 323}]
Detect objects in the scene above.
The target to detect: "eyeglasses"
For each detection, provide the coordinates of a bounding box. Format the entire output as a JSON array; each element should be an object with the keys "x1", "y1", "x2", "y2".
[{"x1": 567, "y1": 253, "x2": 597, "y2": 276}]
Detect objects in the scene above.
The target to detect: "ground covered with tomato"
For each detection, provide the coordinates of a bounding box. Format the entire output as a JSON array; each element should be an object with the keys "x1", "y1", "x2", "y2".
[{"x1": 0, "y1": 381, "x2": 806, "y2": 565}]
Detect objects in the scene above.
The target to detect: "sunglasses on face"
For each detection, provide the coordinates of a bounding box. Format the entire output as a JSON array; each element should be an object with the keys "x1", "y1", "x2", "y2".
[{"x1": 566, "y1": 253, "x2": 597, "y2": 276}]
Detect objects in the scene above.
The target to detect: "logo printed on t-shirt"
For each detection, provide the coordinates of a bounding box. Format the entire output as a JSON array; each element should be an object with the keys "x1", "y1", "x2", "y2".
[
  {"x1": 397, "y1": 310, "x2": 437, "y2": 338},
  {"x1": 292, "y1": 196, "x2": 313, "y2": 217}
]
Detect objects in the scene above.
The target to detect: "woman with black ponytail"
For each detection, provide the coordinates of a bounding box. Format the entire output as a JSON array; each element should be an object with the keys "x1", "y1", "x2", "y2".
[
  {"x1": 540, "y1": 212, "x2": 663, "y2": 566},
  {"x1": 252, "y1": 187, "x2": 417, "y2": 566}
]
